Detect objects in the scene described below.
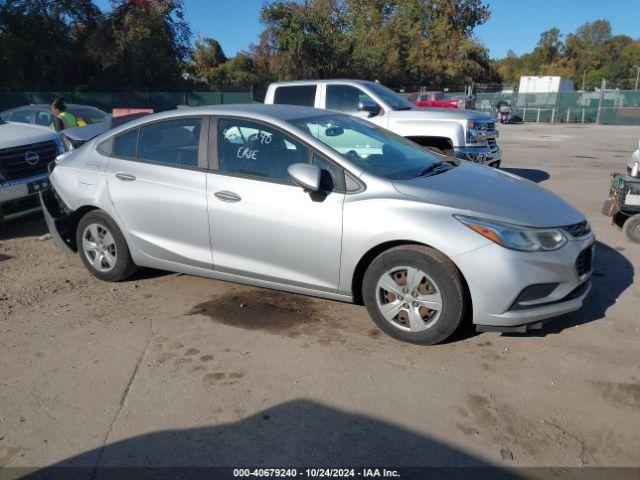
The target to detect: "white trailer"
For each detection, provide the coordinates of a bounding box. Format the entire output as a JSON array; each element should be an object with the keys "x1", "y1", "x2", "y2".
[{"x1": 518, "y1": 76, "x2": 575, "y2": 93}]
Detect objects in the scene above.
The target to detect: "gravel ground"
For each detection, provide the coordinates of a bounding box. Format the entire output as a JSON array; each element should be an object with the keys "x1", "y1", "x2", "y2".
[{"x1": 0, "y1": 123, "x2": 639, "y2": 474}]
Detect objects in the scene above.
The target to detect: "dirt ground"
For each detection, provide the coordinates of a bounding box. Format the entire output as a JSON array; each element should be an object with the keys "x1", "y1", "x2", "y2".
[{"x1": 0, "y1": 123, "x2": 639, "y2": 474}]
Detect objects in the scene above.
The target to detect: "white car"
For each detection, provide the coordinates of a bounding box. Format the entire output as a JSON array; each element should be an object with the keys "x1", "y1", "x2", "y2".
[
  {"x1": 265, "y1": 79, "x2": 501, "y2": 167},
  {"x1": 0, "y1": 117, "x2": 63, "y2": 222}
]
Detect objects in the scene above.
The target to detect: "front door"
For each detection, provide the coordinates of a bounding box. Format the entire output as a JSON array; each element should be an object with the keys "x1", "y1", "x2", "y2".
[
  {"x1": 105, "y1": 117, "x2": 212, "y2": 269},
  {"x1": 206, "y1": 117, "x2": 344, "y2": 293}
]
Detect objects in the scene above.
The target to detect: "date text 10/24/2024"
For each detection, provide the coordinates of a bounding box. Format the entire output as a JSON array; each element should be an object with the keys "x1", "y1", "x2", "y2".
[{"x1": 233, "y1": 468, "x2": 401, "y2": 478}]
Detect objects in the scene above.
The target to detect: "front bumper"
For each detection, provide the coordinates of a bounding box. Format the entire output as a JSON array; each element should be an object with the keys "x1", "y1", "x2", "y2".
[
  {"x1": 0, "y1": 173, "x2": 50, "y2": 204},
  {"x1": 453, "y1": 234, "x2": 595, "y2": 331},
  {"x1": 454, "y1": 144, "x2": 502, "y2": 167},
  {"x1": 0, "y1": 173, "x2": 51, "y2": 220}
]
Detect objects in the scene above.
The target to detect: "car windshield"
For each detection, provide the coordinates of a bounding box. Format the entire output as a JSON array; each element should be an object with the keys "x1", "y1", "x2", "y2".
[
  {"x1": 367, "y1": 83, "x2": 415, "y2": 111},
  {"x1": 69, "y1": 107, "x2": 109, "y2": 125},
  {"x1": 293, "y1": 114, "x2": 453, "y2": 180}
]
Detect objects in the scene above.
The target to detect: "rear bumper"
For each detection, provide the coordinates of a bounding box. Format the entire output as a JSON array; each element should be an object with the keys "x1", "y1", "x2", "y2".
[
  {"x1": 454, "y1": 145, "x2": 501, "y2": 167},
  {"x1": 39, "y1": 188, "x2": 75, "y2": 254}
]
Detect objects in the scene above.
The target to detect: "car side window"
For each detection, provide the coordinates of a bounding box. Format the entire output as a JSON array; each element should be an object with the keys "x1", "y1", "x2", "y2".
[
  {"x1": 113, "y1": 129, "x2": 138, "y2": 157},
  {"x1": 138, "y1": 118, "x2": 201, "y2": 167},
  {"x1": 273, "y1": 85, "x2": 317, "y2": 107},
  {"x1": 8, "y1": 109, "x2": 34, "y2": 124},
  {"x1": 312, "y1": 153, "x2": 345, "y2": 192},
  {"x1": 217, "y1": 119, "x2": 310, "y2": 182},
  {"x1": 35, "y1": 111, "x2": 53, "y2": 127},
  {"x1": 326, "y1": 85, "x2": 375, "y2": 113}
]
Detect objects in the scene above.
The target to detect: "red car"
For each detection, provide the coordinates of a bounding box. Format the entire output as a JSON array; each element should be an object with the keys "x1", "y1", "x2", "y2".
[{"x1": 406, "y1": 91, "x2": 468, "y2": 109}]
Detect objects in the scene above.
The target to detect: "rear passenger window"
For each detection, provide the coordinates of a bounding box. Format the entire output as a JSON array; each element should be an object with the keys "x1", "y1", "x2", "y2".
[
  {"x1": 138, "y1": 118, "x2": 201, "y2": 167},
  {"x1": 113, "y1": 129, "x2": 138, "y2": 157},
  {"x1": 273, "y1": 86, "x2": 317, "y2": 107}
]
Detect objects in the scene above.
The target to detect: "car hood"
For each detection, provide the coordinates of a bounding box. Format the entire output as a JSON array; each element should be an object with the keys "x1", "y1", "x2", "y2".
[
  {"x1": 392, "y1": 162, "x2": 584, "y2": 228},
  {"x1": 0, "y1": 122, "x2": 58, "y2": 149},
  {"x1": 389, "y1": 108, "x2": 492, "y2": 121}
]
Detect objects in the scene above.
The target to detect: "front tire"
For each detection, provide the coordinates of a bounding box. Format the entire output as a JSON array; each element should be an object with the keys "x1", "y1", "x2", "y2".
[
  {"x1": 623, "y1": 215, "x2": 640, "y2": 243},
  {"x1": 362, "y1": 245, "x2": 467, "y2": 345},
  {"x1": 76, "y1": 210, "x2": 137, "y2": 281}
]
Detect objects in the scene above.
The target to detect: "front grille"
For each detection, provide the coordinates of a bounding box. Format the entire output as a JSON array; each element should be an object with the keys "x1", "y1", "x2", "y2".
[
  {"x1": 575, "y1": 247, "x2": 593, "y2": 277},
  {"x1": 563, "y1": 220, "x2": 591, "y2": 238},
  {"x1": 487, "y1": 137, "x2": 499, "y2": 152},
  {"x1": 0, "y1": 140, "x2": 57, "y2": 181}
]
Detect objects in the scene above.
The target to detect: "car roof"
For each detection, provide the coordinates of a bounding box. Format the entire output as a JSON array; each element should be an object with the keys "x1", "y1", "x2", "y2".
[
  {"x1": 118, "y1": 103, "x2": 335, "y2": 125},
  {"x1": 1, "y1": 103, "x2": 107, "y2": 113},
  {"x1": 269, "y1": 79, "x2": 378, "y2": 88}
]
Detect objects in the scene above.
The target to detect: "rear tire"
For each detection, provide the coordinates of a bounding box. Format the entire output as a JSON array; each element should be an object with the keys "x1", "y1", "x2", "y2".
[
  {"x1": 76, "y1": 210, "x2": 137, "y2": 281},
  {"x1": 623, "y1": 215, "x2": 640, "y2": 243},
  {"x1": 362, "y1": 245, "x2": 467, "y2": 345}
]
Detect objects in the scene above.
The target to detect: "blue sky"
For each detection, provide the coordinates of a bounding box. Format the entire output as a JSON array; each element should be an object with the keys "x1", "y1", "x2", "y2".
[{"x1": 96, "y1": 0, "x2": 640, "y2": 59}]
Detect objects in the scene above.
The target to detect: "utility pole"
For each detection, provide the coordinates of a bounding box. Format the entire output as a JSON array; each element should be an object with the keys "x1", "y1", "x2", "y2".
[
  {"x1": 596, "y1": 78, "x2": 606, "y2": 125},
  {"x1": 634, "y1": 65, "x2": 640, "y2": 91}
]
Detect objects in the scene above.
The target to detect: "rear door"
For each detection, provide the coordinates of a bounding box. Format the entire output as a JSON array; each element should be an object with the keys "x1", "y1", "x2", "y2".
[
  {"x1": 205, "y1": 117, "x2": 345, "y2": 292},
  {"x1": 104, "y1": 117, "x2": 212, "y2": 269}
]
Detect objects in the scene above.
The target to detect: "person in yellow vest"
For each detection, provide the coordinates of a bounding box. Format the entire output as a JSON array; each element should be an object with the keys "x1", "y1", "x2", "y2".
[{"x1": 51, "y1": 98, "x2": 78, "y2": 131}]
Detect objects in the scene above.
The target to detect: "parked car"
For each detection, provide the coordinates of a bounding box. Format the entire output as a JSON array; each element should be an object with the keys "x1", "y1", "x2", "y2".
[
  {"x1": 41, "y1": 104, "x2": 594, "y2": 345},
  {"x1": 406, "y1": 91, "x2": 466, "y2": 109},
  {"x1": 264, "y1": 80, "x2": 501, "y2": 167},
  {"x1": 0, "y1": 104, "x2": 110, "y2": 129},
  {"x1": 0, "y1": 116, "x2": 64, "y2": 222}
]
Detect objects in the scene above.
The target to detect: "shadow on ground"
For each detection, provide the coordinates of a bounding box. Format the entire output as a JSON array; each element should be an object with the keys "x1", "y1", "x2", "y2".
[
  {"x1": 0, "y1": 214, "x2": 48, "y2": 241},
  {"x1": 513, "y1": 241, "x2": 634, "y2": 337},
  {"x1": 502, "y1": 168, "x2": 550, "y2": 183},
  {"x1": 20, "y1": 400, "x2": 515, "y2": 480}
]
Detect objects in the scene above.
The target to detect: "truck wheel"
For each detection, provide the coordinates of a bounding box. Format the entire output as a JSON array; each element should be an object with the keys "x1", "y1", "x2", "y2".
[
  {"x1": 362, "y1": 245, "x2": 467, "y2": 345},
  {"x1": 76, "y1": 210, "x2": 137, "y2": 281},
  {"x1": 623, "y1": 215, "x2": 640, "y2": 243}
]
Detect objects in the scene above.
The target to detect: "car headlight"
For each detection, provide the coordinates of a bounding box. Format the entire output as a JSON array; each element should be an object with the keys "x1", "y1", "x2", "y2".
[{"x1": 455, "y1": 215, "x2": 568, "y2": 252}]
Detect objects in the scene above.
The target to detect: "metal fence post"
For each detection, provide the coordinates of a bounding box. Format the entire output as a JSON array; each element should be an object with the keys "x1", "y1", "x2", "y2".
[
  {"x1": 537, "y1": 108, "x2": 541, "y2": 122},
  {"x1": 596, "y1": 79, "x2": 605, "y2": 125},
  {"x1": 551, "y1": 108, "x2": 555, "y2": 123},
  {"x1": 566, "y1": 108, "x2": 571, "y2": 123},
  {"x1": 581, "y1": 109, "x2": 585, "y2": 123}
]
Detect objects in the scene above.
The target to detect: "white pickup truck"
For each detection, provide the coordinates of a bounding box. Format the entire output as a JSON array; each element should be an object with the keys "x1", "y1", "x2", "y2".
[
  {"x1": 0, "y1": 117, "x2": 63, "y2": 222},
  {"x1": 264, "y1": 79, "x2": 501, "y2": 167}
]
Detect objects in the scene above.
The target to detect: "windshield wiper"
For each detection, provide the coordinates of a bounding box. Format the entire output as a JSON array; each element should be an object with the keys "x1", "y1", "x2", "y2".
[{"x1": 418, "y1": 161, "x2": 453, "y2": 177}]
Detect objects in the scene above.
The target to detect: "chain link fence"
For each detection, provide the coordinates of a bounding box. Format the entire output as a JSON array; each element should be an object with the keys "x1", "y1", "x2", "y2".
[
  {"x1": 444, "y1": 90, "x2": 640, "y2": 125},
  {"x1": 0, "y1": 91, "x2": 254, "y2": 113}
]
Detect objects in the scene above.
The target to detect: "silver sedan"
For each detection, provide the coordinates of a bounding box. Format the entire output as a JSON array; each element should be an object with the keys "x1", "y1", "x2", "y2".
[{"x1": 41, "y1": 104, "x2": 595, "y2": 344}]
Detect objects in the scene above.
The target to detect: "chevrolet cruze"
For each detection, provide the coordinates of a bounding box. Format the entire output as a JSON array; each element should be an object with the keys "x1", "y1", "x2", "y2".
[{"x1": 41, "y1": 105, "x2": 595, "y2": 344}]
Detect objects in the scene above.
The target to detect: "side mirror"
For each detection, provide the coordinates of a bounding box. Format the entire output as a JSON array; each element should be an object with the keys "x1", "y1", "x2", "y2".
[
  {"x1": 358, "y1": 100, "x2": 381, "y2": 116},
  {"x1": 288, "y1": 163, "x2": 321, "y2": 192}
]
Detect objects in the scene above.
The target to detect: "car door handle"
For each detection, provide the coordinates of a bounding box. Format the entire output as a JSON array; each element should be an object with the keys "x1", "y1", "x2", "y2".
[
  {"x1": 214, "y1": 191, "x2": 241, "y2": 203},
  {"x1": 115, "y1": 172, "x2": 136, "y2": 182}
]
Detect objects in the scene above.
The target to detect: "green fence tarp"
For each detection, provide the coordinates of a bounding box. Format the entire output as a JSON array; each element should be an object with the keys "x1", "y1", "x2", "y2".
[
  {"x1": 0, "y1": 91, "x2": 254, "y2": 114},
  {"x1": 444, "y1": 90, "x2": 640, "y2": 125}
]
